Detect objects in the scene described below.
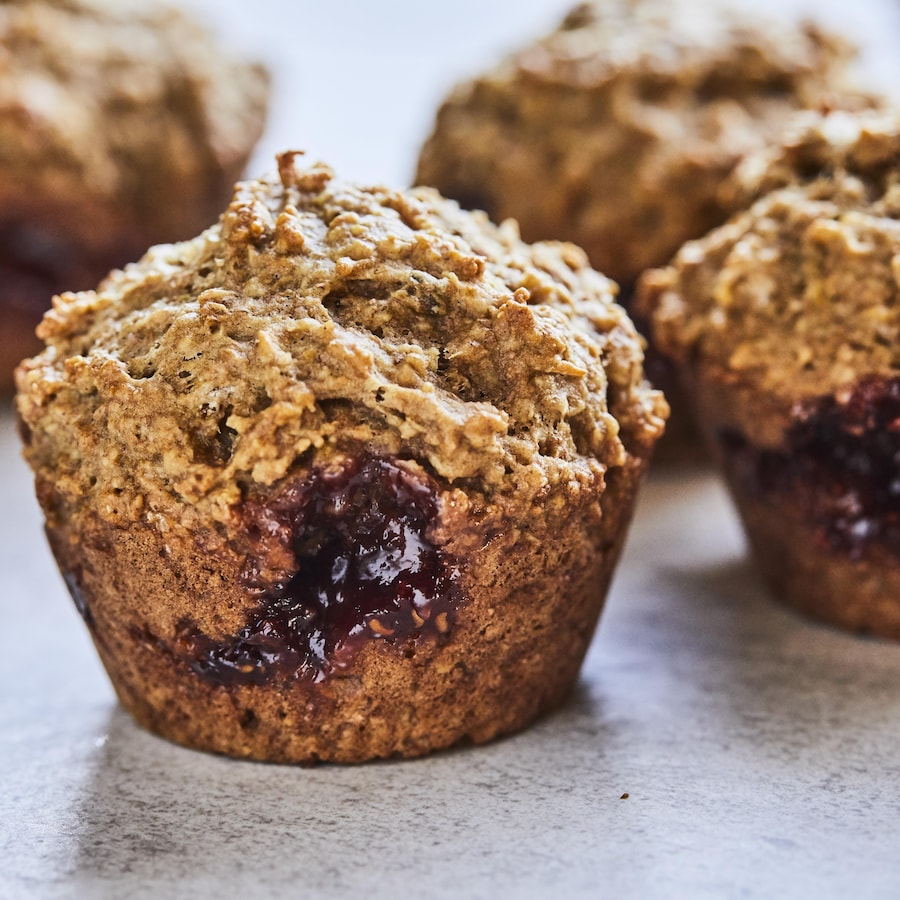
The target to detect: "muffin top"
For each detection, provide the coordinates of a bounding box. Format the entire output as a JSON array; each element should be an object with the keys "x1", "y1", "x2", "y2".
[
  {"x1": 16, "y1": 152, "x2": 666, "y2": 533},
  {"x1": 637, "y1": 110, "x2": 900, "y2": 410},
  {"x1": 415, "y1": 0, "x2": 856, "y2": 287},
  {"x1": 0, "y1": 0, "x2": 269, "y2": 252}
]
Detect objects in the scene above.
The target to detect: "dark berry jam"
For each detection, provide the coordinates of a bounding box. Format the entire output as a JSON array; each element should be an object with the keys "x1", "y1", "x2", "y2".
[
  {"x1": 720, "y1": 377, "x2": 900, "y2": 559},
  {"x1": 179, "y1": 456, "x2": 460, "y2": 685}
]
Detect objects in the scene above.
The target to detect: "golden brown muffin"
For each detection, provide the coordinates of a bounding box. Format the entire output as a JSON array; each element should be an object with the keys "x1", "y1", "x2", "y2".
[
  {"x1": 636, "y1": 110, "x2": 900, "y2": 638},
  {"x1": 415, "y1": 0, "x2": 860, "y2": 461},
  {"x1": 0, "y1": 0, "x2": 269, "y2": 393},
  {"x1": 16, "y1": 152, "x2": 667, "y2": 763}
]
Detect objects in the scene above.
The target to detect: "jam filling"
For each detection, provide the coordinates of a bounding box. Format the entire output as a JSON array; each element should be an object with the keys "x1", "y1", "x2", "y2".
[
  {"x1": 179, "y1": 456, "x2": 460, "y2": 685},
  {"x1": 720, "y1": 377, "x2": 900, "y2": 559}
]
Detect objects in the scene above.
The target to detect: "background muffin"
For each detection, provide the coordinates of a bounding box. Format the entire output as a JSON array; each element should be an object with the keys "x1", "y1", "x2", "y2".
[
  {"x1": 16, "y1": 152, "x2": 667, "y2": 763},
  {"x1": 0, "y1": 0, "x2": 269, "y2": 393},
  {"x1": 415, "y1": 0, "x2": 864, "y2": 459},
  {"x1": 637, "y1": 110, "x2": 900, "y2": 637}
]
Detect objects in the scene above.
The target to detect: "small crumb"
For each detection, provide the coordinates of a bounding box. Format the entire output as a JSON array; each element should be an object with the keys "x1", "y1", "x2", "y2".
[{"x1": 620, "y1": 792, "x2": 629, "y2": 800}]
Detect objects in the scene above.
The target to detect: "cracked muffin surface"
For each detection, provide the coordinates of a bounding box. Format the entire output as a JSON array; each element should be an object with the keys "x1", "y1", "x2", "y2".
[
  {"x1": 637, "y1": 110, "x2": 900, "y2": 637},
  {"x1": 0, "y1": 0, "x2": 269, "y2": 391},
  {"x1": 17, "y1": 153, "x2": 667, "y2": 762}
]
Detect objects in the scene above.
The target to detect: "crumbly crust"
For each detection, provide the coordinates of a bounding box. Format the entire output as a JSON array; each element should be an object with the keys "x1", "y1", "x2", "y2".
[
  {"x1": 415, "y1": 0, "x2": 855, "y2": 289},
  {"x1": 639, "y1": 110, "x2": 900, "y2": 443},
  {"x1": 18, "y1": 152, "x2": 666, "y2": 533},
  {"x1": 17, "y1": 154, "x2": 666, "y2": 761}
]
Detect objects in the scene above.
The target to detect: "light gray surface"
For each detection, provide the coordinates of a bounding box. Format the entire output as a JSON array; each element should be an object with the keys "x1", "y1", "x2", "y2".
[{"x1": 4, "y1": 1, "x2": 900, "y2": 897}]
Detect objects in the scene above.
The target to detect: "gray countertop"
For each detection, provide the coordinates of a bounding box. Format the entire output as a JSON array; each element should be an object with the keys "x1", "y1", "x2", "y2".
[{"x1": 3, "y1": 1, "x2": 900, "y2": 897}]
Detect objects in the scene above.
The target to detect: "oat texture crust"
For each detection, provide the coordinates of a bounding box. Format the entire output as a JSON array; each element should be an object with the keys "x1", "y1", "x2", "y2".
[
  {"x1": 416, "y1": 0, "x2": 859, "y2": 463},
  {"x1": 17, "y1": 153, "x2": 667, "y2": 762}
]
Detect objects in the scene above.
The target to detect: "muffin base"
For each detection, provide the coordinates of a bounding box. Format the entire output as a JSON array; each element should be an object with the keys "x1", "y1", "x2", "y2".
[
  {"x1": 690, "y1": 363, "x2": 900, "y2": 638},
  {"x1": 724, "y1": 476, "x2": 900, "y2": 637},
  {"x1": 40, "y1": 455, "x2": 648, "y2": 763}
]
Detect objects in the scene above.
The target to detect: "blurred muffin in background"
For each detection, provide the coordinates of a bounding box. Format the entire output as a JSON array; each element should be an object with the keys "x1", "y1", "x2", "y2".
[
  {"x1": 416, "y1": 0, "x2": 870, "y2": 460},
  {"x1": 0, "y1": 0, "x2": 269, "y2": 393},
  {"x1": 636, "y1": 110, "x2": 900, "y2": 637}
]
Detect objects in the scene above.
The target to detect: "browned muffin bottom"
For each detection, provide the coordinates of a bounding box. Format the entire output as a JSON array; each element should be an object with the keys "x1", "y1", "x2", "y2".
[
  {"x1": 415, "y1": 0, "x2": 864, "y2": 461},
  {"x1": 44, "y1": 450, "x2": 648, "y2": 762},
  {"x1": 719, "y1": 378, "x2": 900, "y2": 634},
  {"x1": 17, "y1": 153, "x2": 666, "y2": 763},
  {"x1": 0, "y1": 0, "x2": 269, "y2": 393},
  {"x1": 637, "y1": 111, "x2": 900, "y2": 637}
]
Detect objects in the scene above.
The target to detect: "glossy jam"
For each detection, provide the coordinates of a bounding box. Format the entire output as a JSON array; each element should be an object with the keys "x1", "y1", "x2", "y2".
[
  {"x1": 181, "y1": 456, "x2": 459, "y2": 685},
  {"x1": 721, "y1": 377, "x2": 900, "y2": 559}
]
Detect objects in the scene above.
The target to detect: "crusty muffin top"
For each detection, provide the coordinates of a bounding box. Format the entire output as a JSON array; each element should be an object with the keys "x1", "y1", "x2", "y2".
[
  {"x1": 416, "y1": 0, "x2": 856, "y2": 287},
  {"x1": 17, "y1": 153, "x2": 667, "y2": 531},
  {"x1": 0, "y1": 0, "x2": 269, "y2": 250},
  {"x1": 638, "y1": 110, "x2": 900, "y2": 419}
]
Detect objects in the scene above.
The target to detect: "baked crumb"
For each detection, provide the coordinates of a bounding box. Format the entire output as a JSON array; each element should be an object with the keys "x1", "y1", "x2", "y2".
[
  {"x1": 15, "y1": 156, "x2": 667, "y2": 761},
  {"x1": 635, "y1": 109, "x2": 900, "y2": 637},
  {"x1": 639, "y1": 109, "x2": 900, "y2": 437}
]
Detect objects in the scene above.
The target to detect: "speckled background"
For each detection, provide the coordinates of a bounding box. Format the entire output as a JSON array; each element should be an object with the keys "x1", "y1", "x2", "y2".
[{"x1": 3, "y1": 1, "x2": 900, "y2": 897}]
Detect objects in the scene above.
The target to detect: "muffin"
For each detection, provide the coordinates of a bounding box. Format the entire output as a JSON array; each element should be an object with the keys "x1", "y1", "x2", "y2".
[
  {"x1": 0, "y1": 0, "x2": 269, "y2": 393},
  {"x1": 636, "y1": 110, "x2": 900, "y2": 638},
  {"x1": 415, "y1": 0, "x2": 860, "y2": 459},
  {"x1": 16, "y1": 152, "x2": 667, "y2": 763}
]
